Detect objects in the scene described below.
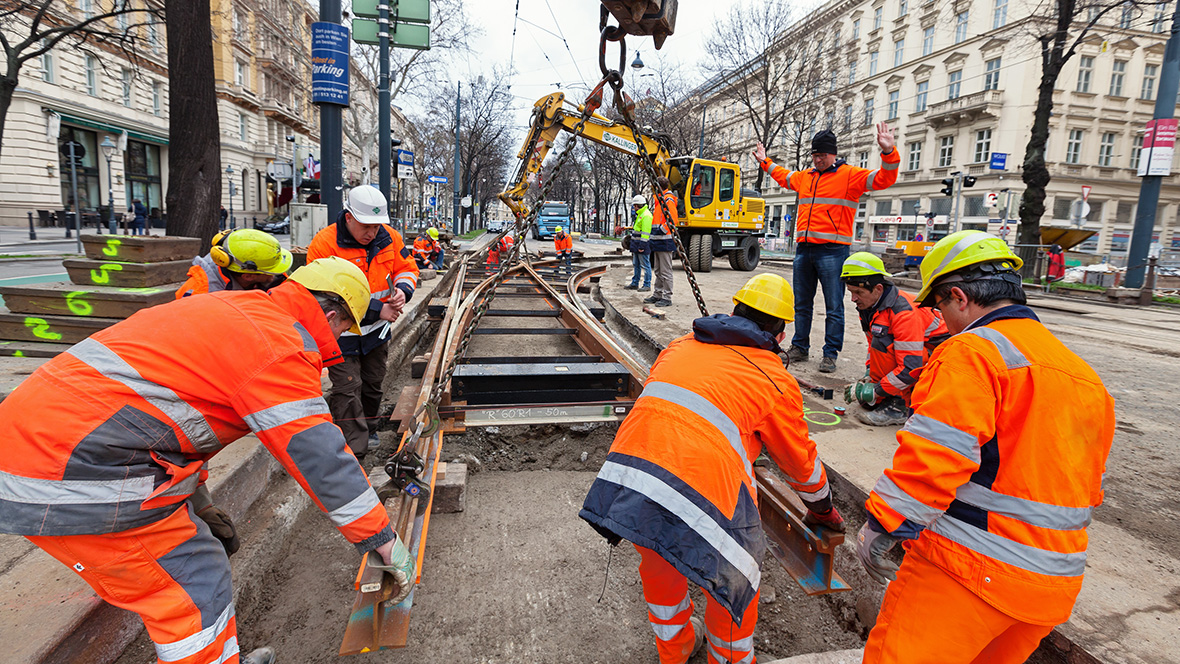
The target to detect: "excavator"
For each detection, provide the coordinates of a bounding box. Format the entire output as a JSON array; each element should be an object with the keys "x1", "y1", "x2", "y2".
[{"x1": 499, "y1": 91, "x2": 768, "y2": 272}]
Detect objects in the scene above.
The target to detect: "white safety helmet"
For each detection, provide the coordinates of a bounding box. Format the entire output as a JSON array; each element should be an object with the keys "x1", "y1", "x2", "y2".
[
  {"x1": 346, "y1": 184, "x2": 389, "y2": 225},
  {"x1": 631, "y1": 195, "x2": 646, "y2": 206}
]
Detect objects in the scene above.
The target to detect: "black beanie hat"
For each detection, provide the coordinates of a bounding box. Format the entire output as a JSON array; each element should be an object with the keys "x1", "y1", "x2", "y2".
[{"x1": 811, "y1": 129, "x2": 838, "y2": 155}]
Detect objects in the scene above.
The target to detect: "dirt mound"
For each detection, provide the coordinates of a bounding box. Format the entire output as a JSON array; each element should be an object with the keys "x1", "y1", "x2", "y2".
[{"x1": 442, "y1": 422, "x2": 619, "y2": 472}]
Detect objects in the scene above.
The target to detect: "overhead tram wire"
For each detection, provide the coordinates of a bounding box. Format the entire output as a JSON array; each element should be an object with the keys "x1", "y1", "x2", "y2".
[
  {"x1": 542, "y1": 0, "x2": 588, "y2": 87},
  {"x1": 522, "y1": 22, "x2": 566, "y2": 87},
  {"x1": 507, "y1": 0, "x2": 521, "y2": 92}
]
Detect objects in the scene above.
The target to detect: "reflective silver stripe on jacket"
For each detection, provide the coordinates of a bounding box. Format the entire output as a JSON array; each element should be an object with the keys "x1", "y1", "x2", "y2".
[
  {"x1": 955, "y1": 482, "x2": 1093, "y2": 531},
  {"x1": 964, "y1": 327, "x2": 1031, "y2": 369},
  {"x1": 650, "y1": 620, "x2": 690, "y2": 641},
  {"x1": 597, "y1": 460, "x2": 762, "y2": 590},
  {"x1": 154, "y1": 602, "x2": 236, "y2": 662},
  {"x1": 884, "y1": 371, "x2": 910, "y2": 391},
  {"x1": 880, "y1": 159, "x2": 900, "y2": 171},
  {"x1": 805, "y1": 197, "x2": 859, "y2": 209},
  {"x1": 894, "y1": 340, "x2": 925, "y2": 351},
  {"x1": 156, "y1": 473, "x2": 202, "y2": 499},
  {"x1": 707, "y1": 631, "x2": 755, "y2": 654},
  {"x1": 66, "y1": 338, "x2": 222, "y2": 452},
  {"x1": 327, "y1": 487, "x2": 382, "y2": 527},
  {"x1": 708, "y1": 642, "x2": 754, "y2": 664},
  {"x1": 243, "y1": 397, "x2": 331, "y2": 433},
  {"x1": 925, "y1": 317, "x2": 944, "y2": 335},
  {"x1": 872, "y1": 474, "x2": 944, "y2": 525},
  {"x1": 867, "y1": 170, "x2": 880, "y2": 190},
  {"x1": 901, "y1": 413, "x2": 981, "y2": 463},
  {"x1": 647, "y1": 593, "x2": 691, "y2": 621},
  {"x1": 929, "y1": 515, "x2": 1087, "y2": 577},
  {"x1": 798, "y1": 231, "x2": 854, "y2": 243},
  {"x1": 0, "y1": 468, "x2": 155, "y2": 504},
  {"x1": 639, "y1": 381, "x2": 753, "y2": 486}
]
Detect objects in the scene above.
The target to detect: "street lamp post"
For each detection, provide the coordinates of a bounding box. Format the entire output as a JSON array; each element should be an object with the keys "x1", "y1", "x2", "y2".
[
  {"x1": 226, "y1": 165, "x2": 236, "y2": 230},
  {"x1": 100, "y1": 136, "x2": 119, "y2": 235}
]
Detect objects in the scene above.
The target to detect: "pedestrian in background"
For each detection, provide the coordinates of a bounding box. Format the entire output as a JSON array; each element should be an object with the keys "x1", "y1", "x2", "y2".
[
  {"x1": 127, "y1": 198, "x2": 147, "y2": 236},
  {"x1": 219, "y1": 205, "x2": 228, "y2": 231},
  {"x1": 646, "y1": 177, "x2": 677, "y2": 307},
  {"x1": 624, "y1": 194, "x2": 652, "y2": 292},
  {"x1": 753, "y1": 123, "x2": 900, "y2": 373}
]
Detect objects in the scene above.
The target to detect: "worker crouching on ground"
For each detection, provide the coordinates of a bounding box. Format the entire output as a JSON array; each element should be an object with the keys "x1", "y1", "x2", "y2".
[
  {"x1": 308, "y1": 185, "x2": 419, "y2": 456},
  {"x1": 857, "y1": 231, "x2": 1115, "y2": 663},
  {"x1": 645, "y1": 176, "x2": 677, "y2": 307},
  {"x1": 553, "y1": 225, "x2": 573, "y2": 274},
  {"x1": 840, "y1": 251, "x2": 949, "y2": 426},
  {"x1": 487, "y1": 230, "x2": 514, "y2": 266},
  {"x1": 175, "y1": 228, "x2": 293, "y2": 298},
  {"x1": 0, "y1": 257, "x2": 415, "y2": 664},
  {"x1": 581, "y1": 274, "x2": 844, "y2": 664},
  {"x1": 413, "y1": 227, "x2": 445, "y2": 269},
  {"x1": 625, "y1": 194, "x2": 652, "y2": 291}
]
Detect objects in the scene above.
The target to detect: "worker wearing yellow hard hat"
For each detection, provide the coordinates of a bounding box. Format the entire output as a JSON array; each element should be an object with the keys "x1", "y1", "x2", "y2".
[
  {"x1": 858, "y1": 231, "x2": 1114, "y2": 664},
  {"x1": 553, "y1": 225, "x2": 573, "y2": 275},
  {"x1": 839, "y1": 251, "x2": 949, "y2": 426},
  {"x1": 175, "y1": 228, "x2": 293, "y2": 299},
  {"x1": 413, "y1": 227, "x2": 445, "y2": 270},
  {"x1": 582, "y1": 274, "x2": 842, "y2": 664}
]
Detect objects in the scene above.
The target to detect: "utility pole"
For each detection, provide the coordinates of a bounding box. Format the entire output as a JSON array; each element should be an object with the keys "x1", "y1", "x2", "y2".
[
  {"x1": 698, "y1": 102, "x2": 706, "y2": 158},
  {"x1": 1126, "y1": 0, "x2": 1180, "y2": 289},
  {"x1": 318, "y1": 0, "x2": 344, "y2": 224},
  {"x1": 378, "y1": 1, "x2": 391, "y2": 205},
  {"x1": 951, "y1": 171, "x2": 963, "y2": 233},
  {"x1": 452, "y1": 82, "x2": 461, "y2": 233}
]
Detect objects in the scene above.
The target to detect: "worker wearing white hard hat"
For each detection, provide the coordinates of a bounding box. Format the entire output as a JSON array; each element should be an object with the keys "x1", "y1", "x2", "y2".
[{"x1": 625, "y1": 194, "x2": 652, "y2": 291}]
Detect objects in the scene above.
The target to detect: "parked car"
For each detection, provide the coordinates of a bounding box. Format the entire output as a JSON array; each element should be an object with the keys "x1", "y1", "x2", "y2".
[{"x1": 257, "y1": 216, "x2": 289, "y2": 234}]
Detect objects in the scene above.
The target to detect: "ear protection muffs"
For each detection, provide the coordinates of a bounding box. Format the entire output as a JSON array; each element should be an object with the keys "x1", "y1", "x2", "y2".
[{"x1": 209, "y1": 230, "x2": 258, "y2": 272}]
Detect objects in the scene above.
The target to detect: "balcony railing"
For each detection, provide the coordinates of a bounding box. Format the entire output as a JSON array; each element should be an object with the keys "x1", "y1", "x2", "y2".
[{"x1": 925, "y1": 89, "x2": 1003, "y2": 128}]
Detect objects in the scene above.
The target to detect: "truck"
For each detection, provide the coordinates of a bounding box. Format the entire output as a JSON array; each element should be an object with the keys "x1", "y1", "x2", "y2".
[
  {"x1": 535, "y1": 201, "x2": 573, "y2": 239},
  {"x1": 499, "y1": 91, "x2": 766, "y2": 271}
]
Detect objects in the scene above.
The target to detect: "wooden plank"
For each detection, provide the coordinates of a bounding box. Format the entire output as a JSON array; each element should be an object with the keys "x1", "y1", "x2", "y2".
[
  {"x1": 0, "y1": 282, "x2": 174, "y2": 319},
  {"x1": 0, "y1": 340, "x2": 64, "y2": 358},
  {"x1": 63, "y1": 259, "x2": 191, "y2": 288},
  {"x1": 81, "y1": 235, "x2": 201, "y2": 263},
  {"x1": 0, "y1": 310, "x2": 119, "y2": 345}
]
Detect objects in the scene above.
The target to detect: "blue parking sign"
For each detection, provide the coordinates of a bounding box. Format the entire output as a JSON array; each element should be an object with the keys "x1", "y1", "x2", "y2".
[{"x1": 989, "y1": 153, "x2": 1007, "y2": 170}]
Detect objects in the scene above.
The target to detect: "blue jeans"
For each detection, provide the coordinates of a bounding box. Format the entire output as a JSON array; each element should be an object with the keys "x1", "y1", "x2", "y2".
[
  {"x1": 432, "y1": 247, "x2": 445, "y2": 269},
  {"x1": 630, "y1": 250, "x2": 651, "y2": 287},
  {"x1": 791, "y1": 242, "x2": 850, "y2": 358}
]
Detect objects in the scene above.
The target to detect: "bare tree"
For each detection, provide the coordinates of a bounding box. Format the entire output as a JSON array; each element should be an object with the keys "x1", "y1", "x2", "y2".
[{"x1": 0, "y1": 0, "x2": 158, "y2": 157}]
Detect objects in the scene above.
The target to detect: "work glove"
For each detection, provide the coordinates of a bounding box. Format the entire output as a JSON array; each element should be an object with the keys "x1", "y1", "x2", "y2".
[
  {"x1": 374, "y1": 534, "x2": 416, "y2": 604},
  {"x1": 803, "y1": 507, "x2": 846, "y2": 533},
  {"x1": 843, "y1": 380, "x2": 881, "y2": 407},
  {"x1": 856, "y1": 522, "x2": 901, "y2": 586},
  {"x1": 197, "y1": 505, "x2": 241, "y2": 556}
]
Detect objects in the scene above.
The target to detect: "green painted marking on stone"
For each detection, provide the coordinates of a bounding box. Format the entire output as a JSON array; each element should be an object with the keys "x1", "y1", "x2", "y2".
[
  {"x1": 66, "y1": 291, "x2": 93, "y2": 316},
  {"x1": 102, "y1": 238, "x2": 122, "y2": 257},
  {"x1": 24, "y1": 317, "x2": 62, "y2": 340},
  {"x1": 90, "y1": 263, "x2": 124, "y2": 284}
]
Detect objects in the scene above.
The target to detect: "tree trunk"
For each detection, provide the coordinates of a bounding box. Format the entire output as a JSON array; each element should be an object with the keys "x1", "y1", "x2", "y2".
[
  {"x1": 164, "y1": 0, "x2": 220, "y2": 249},
  {"x1": 0, "y1": 59, "x2": 20, "y2": 159},
  {"x1": 1017, "y1": 60, "x2": 1061, "y2": 276}
]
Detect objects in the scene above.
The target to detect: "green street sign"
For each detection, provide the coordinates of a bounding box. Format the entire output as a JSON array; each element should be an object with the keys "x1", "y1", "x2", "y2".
[
  {"x1": 390, "y1": 22, "x2": 430, "y2": 49},
  {"x1": 352, "y1": 0, "x2": 379, "y2": 18},
  {"x1": 351, "y1": 0, "x2": 430, "y2": 24},
  {"x1": 352, "y1": 18, "x2": 380, "y2": 44}
]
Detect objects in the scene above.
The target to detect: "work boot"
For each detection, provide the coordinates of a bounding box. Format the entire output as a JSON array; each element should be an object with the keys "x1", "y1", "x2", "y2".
[
  {"x1": 643, "y1": 294, "x2": 659, "y2": 304},
  {"x1": 624, "y1": 283, "x2": 639, "y2": 290},
  {"x1": 367, "y1": 432, "x2": 380, "y2": 451},
  {"x1": 818, "y1": 356, "x2": 837, "y2": 373},
  {"x1": 655, "y1": 298, "x2": 672, "y2": 307},
  {"x1": 689, "y1": 616, "x2": 705, "y2": 660},
  {"x1": 786, "y1": 345, "x2": 809, "y2": 364},
  {"x1": 243, "y1": 647, "x2": 276, "y2": 664},
  {"x1": 856, "y1": 399, "x2": 909, "y2": 427},
  {"x1": 641, "y1": 284, "x2": 652, "y2": 292}
]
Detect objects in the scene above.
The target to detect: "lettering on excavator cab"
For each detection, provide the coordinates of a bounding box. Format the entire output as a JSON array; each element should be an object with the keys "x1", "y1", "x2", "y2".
[
  {"x1": 90, "y1": 263, "x2": 124, "y2": 284},
  {"x1": 24, "y1": 317, "x2": 62, "y2": 341}
]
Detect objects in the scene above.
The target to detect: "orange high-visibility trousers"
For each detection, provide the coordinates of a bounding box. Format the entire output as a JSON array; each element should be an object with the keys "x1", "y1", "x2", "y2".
[
  {"x1": 29, "y1": 505, "x2": 239, "y2": 664},
  {"x1": 863, "y1": 551, "x2": 1054, "y2": 664},
  {"x1": 636, "y1": 545, "x2": 759, "y2": 664}
]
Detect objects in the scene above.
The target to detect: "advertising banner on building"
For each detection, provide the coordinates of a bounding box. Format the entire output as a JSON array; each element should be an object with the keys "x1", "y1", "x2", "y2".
[
  {"x1": 311, "y1": 22, "x2": 350, "y2": 106},
  {"x1": 1138, "y1": 118, "x2": 1177, "y2": 177}
]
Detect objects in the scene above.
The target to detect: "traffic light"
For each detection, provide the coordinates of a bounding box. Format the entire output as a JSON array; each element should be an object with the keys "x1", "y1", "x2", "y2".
[
  {"x1": 963, "y1": 175, "x2": 977, "y2": 188},
  {"x1": 940, "y1": 178, "x2": 954, "y2": 196}
]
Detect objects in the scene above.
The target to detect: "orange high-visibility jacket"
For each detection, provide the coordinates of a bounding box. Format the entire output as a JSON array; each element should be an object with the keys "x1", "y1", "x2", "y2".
[
  {"x1": 860, "y1": 286, "x2": 949, "y2": 402},
  {"x1": 307, "y1": 217, "x2": 419, "y2": 355},
  {"x1": 412, "y1": 234, "x2": 440, "y2": 260},
  {"x1": 497, "y1": 234, "x2": 515, "y2": 253},
  {"x1": 761, "y1": 149, "x2": 900, "y2": 245},
  {"x1": 554, "y1": 233, "x2": 573, "y2": 253},
  {"x1": 865, "y1": 306, "x2": 1114, "y2": 625},
  {"x1": 650, "y1": 189, "x2": 678, "y2": 252},
  {"x1": 175, "y1": 254, "x2": 231, "y2": 299},
  {"x1": 581, "y1": 314, "x2": 832, "y2": 624},
  {"x1": 0, "y1": 281, "x2": 393, "y2": 552}
]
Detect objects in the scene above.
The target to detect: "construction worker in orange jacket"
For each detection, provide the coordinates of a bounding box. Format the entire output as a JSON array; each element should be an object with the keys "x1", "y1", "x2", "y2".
[
  {"x1": 412, "y1": 227, "x2": 444, "y2": 269},
  {"x1": 840, "y1": 251, "x2": 949, "y2": 426},
  {"x1": 307, "y1": 185, "x2": 419, "y2": 455},
  {"x1": 553, "y1": 225, "x2": 573, "y2": 274},
  {"x1": 857, "y1": 231, "x2": 1115, "y2": 664},
  {"x1": 753, "y1": 123, "x2": 900, "y2": 374},
  {"x1": 0, "y1": 257, "x2": 415, "y2": 664},
  {"x1": 646, "y1": 176, "x2": 678, "y2": 307},
  {"x1": 487, "y1": 231, "x2": 515, "y2": 267},
  {"x1": 175, "y1": 229, "x2": 293, "y2": 299},
  {"x1": 581, "y1": 274, "x2": 844, "y2": 664}
]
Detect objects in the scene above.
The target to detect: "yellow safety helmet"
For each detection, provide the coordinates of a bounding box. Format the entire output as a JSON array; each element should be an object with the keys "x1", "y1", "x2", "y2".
[
  {"x1": 427, "y1": 227, "x2": 439, "y2": 240},
  {"x1": 210, "y1": 229, "x2": 293, "y2": 275},
  {"x1": 733, "y1": 273, "x2": 795, "y2": 322},
  {"x1": 841, "y1": 252, "x2": 889, "y2": 280},
  {"x1": 917, "y1": 230, "x2": 1024, "y2": 306},
  {"x1": 555, "y1": 226, "x2": 563, "y2": 233},
  {"x1": 287, "y1": 257, "x2": 371, "y2": 334}
]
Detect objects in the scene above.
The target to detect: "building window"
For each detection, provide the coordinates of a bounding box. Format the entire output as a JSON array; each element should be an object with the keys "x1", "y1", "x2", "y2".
[
  {"x1": 152, "y1": 81, "x2": 161, "y2": 116},
  {"x1": 238, "y1": 113, "x2": 248, "y2": 141},
  {"x1": 58, "y1": 126, "x2": 101, "y2": 211},
  {"x1": 1131, "y1": 134, "x2": 1144, "y2": 169},
  {"x1": 824, "y1": 111, "x2": 834, "y2": 129},
  {"x1": 876, "y1": 200, "x2": 893, "y2": 216},
  {"x1": 915, "y1": 80, "x2": 929, "y2": 111},
  {"x1": 955, "y1": 12, "x2": 969, "y2": 43},
  {"x1": 1076, "y1": 56, "x2": 1093, "y2": 93},
  {"x1": 123, "y1": 140, "x2": 163, "y2": 215},
  {"x1": 148, "y1": 22, "x2": 160, "y2": 51},
  {"x1": 1110, "y1": 60, "x2": 1126, "y2": 96},
  {"x1": 965, "y1": 196, "x2": 987, "y2": 217},
  {"x1": 907, "y1": 141, "x2": 923, "y2": 170},
  {"x1": 852, "y1": 18, "x2": 861, "y2": 39},
  {"x1": 117, "y1": 10, "x2": 129, "y2": 32},
  {"x1": 938, "y1": 136, "x2": 954, "y2": 167},
  {"x1": 874, "y1": 6, "x2": 883, "y2": 30},
  {"x1": 1141, "y1": 64, "x2": 1158, "y2": 100},
  {"x1": 864, "y1": 98, "x2": 875, "y2": 125},
  {"x1": 931, "y1": 198, "x2": 952, "y2": 215},
  {"x1": 947, "y1": 70, "x2": 962, "y2": 99},
  {"x1": 870, "y1": 50, "x2": 879, "y2": 76},
  {"x1": 922, "y1": 27, "x2": 935, "y2": 55},
  {"x1": 85, "y1": 55, "x2": 99, "y2": 96},
  {"x1": 121, "y1": 69, "x2": 133, "y2": 107},
  {"x1": 849, "y1": 61, "x2": 857, "y2": 85},
  {"x1": 1099, "y1": 132, "x2": 1116, "y2": 167},
  {"x1": 1119, "y1": 1, "x2": 1135, "y2": 29},
  {"x1": 1052, "y1": 198, "x2": 1074, "y2": 220},
  {"x1": 844, "y1": 105, "x2": 853, "y2": 132},
  {"x1": 1066, "y1": 129, "x2": 1084, "y2": 164},
  {"x1": 894, "y1": 39, "x2": 905, "y2": 68},
  {"x1": 1116, "y1": 200, "x2": 1135, "y2": 223},
  {"x1": 859, "y1": 151, "x2": 870, "y2": 168},
  {"x1": 974, "y1": 129, "x2": 992, "y2": 163},
  {"x1": 984, "y1": 58, "x2": 1001, "y2": 90},
  {"x1": 899, "y1": 0, "x2": 908, "y2": 17},
  {"x1": 888, "y1": 90, "x2": 899, "y2": 119},
  {"x1": 236, "y1": 60, "x2": 246, "y2": 87},
  {"x1": 80, "y1": 0, "x2": 93, "y2": 18},
  {"x1": 993, "y1": 0, "x2": 1007, "y2": 28},
  {"x1": 1153, "y1": 4, "x2": 1167, "y2": 32},
  {"x1": 41, "y1": 42, "x2": 54, "y2": 83}
]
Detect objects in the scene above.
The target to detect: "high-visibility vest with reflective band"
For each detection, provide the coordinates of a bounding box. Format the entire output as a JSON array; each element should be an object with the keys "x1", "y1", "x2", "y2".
[
  {"x1": 412, "y1": 235, "x2": 439, "y2": 259},
  {"x1": 650, "y1": 190, "x2": 678, "y2": 252},
  {"x1": 0, "y1": 281, "x2": 393, "y2": 551},
  {"x1": 581, "y1": 323, "x2": 831, "y2": 624},
  {"x1": 307, "y1": 221, "x2": 419, "y2": 354},
  {"x1": 497, "y1": 234, "x2": 515, "y2": 253},
  {"x1": 866, "y1": 308, "x2": 1114, "y2": 625},
  {"x1": 763, "y1": 149, "x2": 900, "y2": 245},
  {"x1": 554, "y1": 233, "x2": 572, "y2": 252},
  {"x1": 861, "y1": 286, "x2": 949, "y2": 402},
  {"x1": 174, "y1": 254, "x2": 230, "y2": 299}
]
